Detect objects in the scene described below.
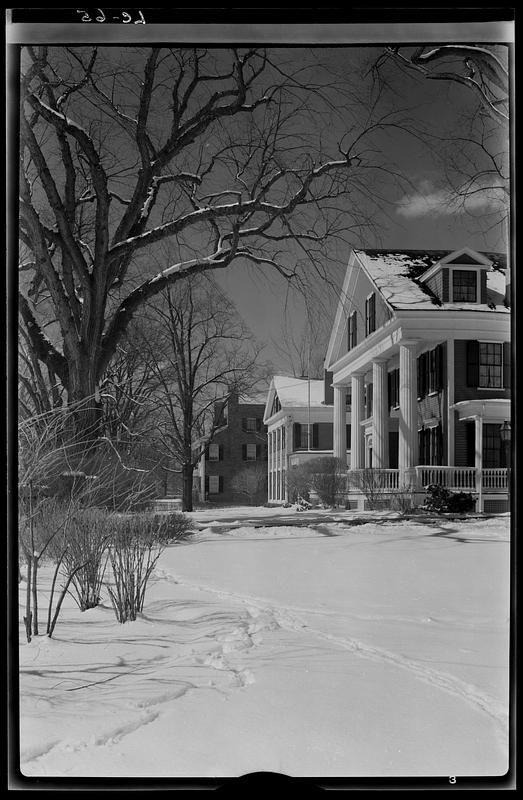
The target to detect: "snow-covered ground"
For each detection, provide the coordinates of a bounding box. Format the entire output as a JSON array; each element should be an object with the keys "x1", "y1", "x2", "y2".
[{"x1": 18, "y1": 508, "x2": 511, "y2": 779}]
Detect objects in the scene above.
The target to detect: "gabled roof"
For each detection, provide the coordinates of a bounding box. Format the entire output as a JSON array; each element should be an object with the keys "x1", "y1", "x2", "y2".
[
  {"x1": 354, "y1": 248, "x2": 507, "y2": 311},
  {"x1": 325, "y1": 247, "x2": 508, "y2": 370},
  {"x1": 264, "y1": 375, "x2": 327, "y2": 422}
]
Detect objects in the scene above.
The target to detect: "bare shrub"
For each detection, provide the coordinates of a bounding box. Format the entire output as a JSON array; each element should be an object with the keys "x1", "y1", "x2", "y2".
[
  {"x1": 231, "y1": 463, "x2": 268, "y2": 505},
  {"x1": 308, "y1": 457, "x2": 346, "y2": 507},
  {"x1": 58, "y1": 508, "x2": 111, "y2": 611},
  {"x1": 105, "y1": 514, "x2": 166, "y2": 623},
  {"x1": 348, "y1": 469, "x2": 389, "y2": 511}
]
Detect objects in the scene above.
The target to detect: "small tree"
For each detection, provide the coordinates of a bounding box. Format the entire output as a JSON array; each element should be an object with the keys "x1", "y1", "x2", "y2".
[{"x1": 231, "y1": 463, "x2": 268, "y2": 505}]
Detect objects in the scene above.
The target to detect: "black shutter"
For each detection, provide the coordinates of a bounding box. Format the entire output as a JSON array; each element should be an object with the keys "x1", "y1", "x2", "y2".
[
  {"x1": 205, "y1": 446, "x2": 209, "y2": 461},
  {"x1": 466, "y1": 340, "x2": 480, "y2": 387},
  {"x1": 256, "y1": 444, "x2": 261, "y2": 459},
  {"x1": 219, "y1": 476, "x2": 224, "y2": 493},
  {"x1": 242, "y1": 444, "x2": 247, "y2": 460},
  {"x1": 347, "y1": 318, "x2": 351, "y2": 350},
  {"x1": 219, "y1": 445, "x2": 223, "y2": 461},
  {"x1": 353, "y1": 313, "x2": 357, "y2": 346},
  {"x1": 312, "y1": 423, "x2": 319, "y2": 449},
  {"x1": 204, "y1": 476, "x2": 209, "y2": 492},
  {"x1": 293, "y1": 422, "x2": 301, "y2": 449},
  {"x1": 241, "y1": 417, "x2": 247, "y2": 431},
  {"x1": 346, "y1": 424, "x2": 351, "y2": 449},
  {"x1": 465, "y1": 421, "x2": 475, "y2": 466},
  {"x1": 436, "y1": 424, "x2": 443, "y2": 465},
  {"x1": 442, "y1": 268, "x2": 449, "y2": 302},
  {"x1": 256, "y1": 418, "x2": 262, "y2": 432},
  {"x1": 436, "y1": 344, "x2": 444, "y2": 391},
  {"x1": 387, "y1": 372, "x2": 391, "y2": 409},
  {"x1": 503, "y1": 341, "x2": 511, "y2": 389}
]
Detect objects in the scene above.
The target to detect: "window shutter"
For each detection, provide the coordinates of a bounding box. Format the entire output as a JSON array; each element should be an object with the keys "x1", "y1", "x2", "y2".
[
  {"x1": 293, "y1": 422, "x2": 301, "y2": 449},
  {"x1": 353, "y1": 313, "x2": 357, "y2": 346},
  {"x1": 367, "y1": 383, "x2": 373, "y2": 416},
  {"x1": 465, "y1": 421, "x2": 475, "y2": 467},
  {"x1": 436, "y1": 344, "x2": 444, "y2": 391},
  {"x1": 241, "y1": 417, "x2": 247, "y2": 431},
  {"x1": 312, "y1": 423, "x2": 319, "y2": 449},
  {"x1": 466, "y1": 340, "x2": 480, "y2": 387},
  {"x1": 205, "y1": 446, "x2": 209, "y2": 461},
  {"x1": 442, "y1": 268, "x2": 449, "y2": 302},
  {"x1": 219, "y1": 476, "x2": 224, "y2": 493},
  {"x1": 204, "y1": 476, "x2": 209, "y2": 492},
  {"x1": 387, "y1": 372, "x2": 392, "y2": 408},
  {"x1": 256, "y1": 444, "x2": 261, "y2": 459},
  {"x1": 242, "y1": 444, "x2": 247, "y2": 460},
  {"x1": 256, "y1": 418, "x2": 262, "y2": 432},
  {"x1": 347, "y1": 318, "x2": 351, "y2": 350},
  {"x1": 436, "y1": 424, "x2": 443, "y2": 465},
  {"x1": 503, "y1": 342, "x2": 511, "y2": 388},
  {"x1": 219, "y1": 445, "x2": 224, "y2": 461},
  {"x1": 346, "y1": 424, "x2": 351, "y2": 449}
]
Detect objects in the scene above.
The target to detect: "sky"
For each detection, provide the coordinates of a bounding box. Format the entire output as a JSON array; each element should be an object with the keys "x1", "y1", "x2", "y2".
[{"x1": 13, "y1": 19, "x2": 512, "y2": 382}]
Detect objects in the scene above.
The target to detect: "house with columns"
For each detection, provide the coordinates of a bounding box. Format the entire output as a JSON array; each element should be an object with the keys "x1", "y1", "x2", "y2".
[
  {"x1": 325, "y1": 247, "x2": 511, "y2": 512},
  {"x1": 264, "y1": 374, "x2": 351, "y2": 504}
]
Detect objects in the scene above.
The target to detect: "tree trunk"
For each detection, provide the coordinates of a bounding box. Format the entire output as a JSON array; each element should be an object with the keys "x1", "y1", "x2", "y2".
[
  {"x1": 182, "y1": 463, "x2": 193, "y2": 513},
  {"x1": 67, "y1": 357, "x2": 104, "y2": 445}
]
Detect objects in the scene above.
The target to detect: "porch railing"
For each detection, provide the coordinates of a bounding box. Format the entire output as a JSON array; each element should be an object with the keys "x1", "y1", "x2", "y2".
[{"x1": 344, "y1": 466, "x2": 508, "y2": 493}]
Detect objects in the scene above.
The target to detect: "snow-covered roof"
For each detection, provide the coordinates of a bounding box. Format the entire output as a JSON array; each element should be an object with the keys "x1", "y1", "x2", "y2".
[
  {"x1": 272, "y1": 375, "x2": 326, "y2": 409},
  {"x1": 354, "y1": 249, "x2": 508, "y2": 311}
]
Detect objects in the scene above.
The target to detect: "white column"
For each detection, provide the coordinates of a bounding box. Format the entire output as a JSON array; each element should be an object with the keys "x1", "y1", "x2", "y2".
[
  {"x1": 372, "y1": 358, "x2": 389, "y2": 468},
  {"x1": 333, "y1": 385, "x2": 347, "y2": 462},
  {"x1": 350, "y1": 373, "x2": 365, "y2": 469},
  {"x1": 399, "y1": 341, "x2": 419, "y2": 485},
  {"x1": 446, "y1": 339, "x2": 455, "y2": 466},
  {"x1": 475, "y1": 415, "x2": 483, "y2": 512},
  {"x1": 277, "y1": 426, "x2": 282, "y2": 500},
  {"x1": 283, "y1": 418, "x2": 290, "y2": 503}
]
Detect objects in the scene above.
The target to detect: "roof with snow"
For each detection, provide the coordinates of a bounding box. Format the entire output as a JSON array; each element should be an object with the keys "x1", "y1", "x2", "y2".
[
  {"x1": 271, "y1": 375, "x2": 326, "y2": 408},
  {"x1": 354, "y1": 249, "x2": 508, "y2": 311}
]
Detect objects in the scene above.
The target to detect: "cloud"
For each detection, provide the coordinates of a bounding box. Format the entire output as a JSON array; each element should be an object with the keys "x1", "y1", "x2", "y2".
[{"x1": 396, "y1": 179, "x2": 507, "y2": 218}]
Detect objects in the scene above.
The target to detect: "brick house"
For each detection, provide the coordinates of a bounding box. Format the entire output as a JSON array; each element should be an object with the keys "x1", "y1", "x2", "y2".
[
  {"x1": 195, "y1": 392, "x2": 268, "y2": 504},
  {"x1": 325, "y1": 247, "x2": 511, "y2": 512},
  {"x1": 263, "y1": 375, "x2": 351, "y2": 504}
]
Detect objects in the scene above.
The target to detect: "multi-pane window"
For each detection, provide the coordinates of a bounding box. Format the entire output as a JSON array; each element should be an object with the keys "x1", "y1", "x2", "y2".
[
  {"x1": 419, "y1": 425, "x2": 443, "y2": 465},
  {"x1": 208, "y1": 475, "x2": 221, "y2": 494},
  {"x1": 365, "y1": 294, "x2": 376, "y2": 336},
  {"x1": 479, "y1": 343, "x2": 503, "y2": 388},
  {"x1": 208, "y1": 443, "x2": 220, "y2": 461},
  {"x1": 348, "y1": 311, "x2": 358, "y2": 350},
  {"x1": 483, "y1": 423, "x2": 502, "y2": 468},
  {"x1": 388, "y1": 369, "x2": 399, "y2": 408},
  {"x1": 418, "y1": 345, "x2": 443, "y2": 398},
  {"x1": 452, "y1": 270, "x2": 477, "y2": 302},
  {"x1": 244, "y1": 417, "x2": 257, "y2": 431},
  {"x1": 245, "y1": 443, "x2": 257, "y2": 461}
]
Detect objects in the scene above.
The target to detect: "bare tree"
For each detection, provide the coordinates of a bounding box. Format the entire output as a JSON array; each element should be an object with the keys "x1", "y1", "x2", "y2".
[
  {"x1": 137, "y1": 274, "x2": 265, "y2": 511},
  {"x1": 372, "y1": 44, "x2": 510, "y2": 239},
  {"x1": 19, "y1": 45, "x2": 417, "y2": 438}
]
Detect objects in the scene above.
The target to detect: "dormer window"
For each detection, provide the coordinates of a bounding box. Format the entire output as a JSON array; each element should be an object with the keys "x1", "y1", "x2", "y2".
[{"x1": 452, "y1": 269, "x2": 477, "y2": 302}]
